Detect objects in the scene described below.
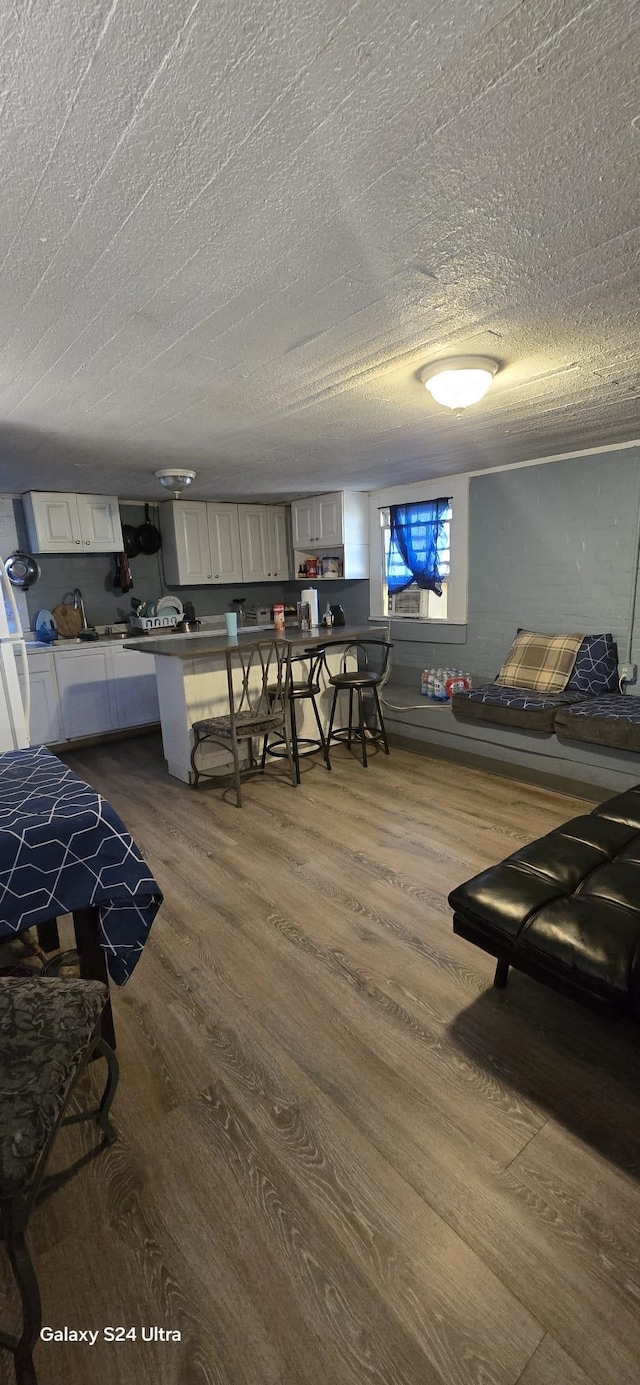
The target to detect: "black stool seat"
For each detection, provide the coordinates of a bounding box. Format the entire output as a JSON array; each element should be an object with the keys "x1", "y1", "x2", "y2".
[
  {"x1": 268, "y1": 680, "x2": 322, "y2": 698},
  {"x1": 329, "y1": 670, "x2": 383, "y2": 689},
  {"x1": 326, "y1": 639, "x2": 392, "y2": 768}
]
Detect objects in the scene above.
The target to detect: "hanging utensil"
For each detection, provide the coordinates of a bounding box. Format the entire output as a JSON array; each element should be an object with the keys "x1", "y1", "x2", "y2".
[
  {"x1": 135, "y1": 503, "x2": 162, "y2": 555},
  {"x1": 114, "y1": 551, "x2": 134, "y2": 593},
  {"x1": 4, "y1": 551, "x2": 41, "y2": 591},
  {"x1": 122, "y1": 524, "x2": 141, "y2": 558}
]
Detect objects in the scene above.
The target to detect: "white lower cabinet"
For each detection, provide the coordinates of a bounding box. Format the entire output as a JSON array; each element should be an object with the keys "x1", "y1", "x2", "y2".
[
  {"x1": 26, "y1": 643, "x2": 160, "y2": 746},
  {"x1": 19, "y1": 651, "x2": 64, "y2": 745},
  {"x1": 110, "y1": 647, "x2": 159, "y2": 727},
  {"x1": 55, "y1": 648, "x2": 116, "y2": 740}
]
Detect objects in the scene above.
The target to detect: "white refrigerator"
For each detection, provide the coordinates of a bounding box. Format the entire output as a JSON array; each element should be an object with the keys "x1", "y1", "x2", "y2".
[{"x1": 0, "y1": 557, "x2": 30, "y2": 750}]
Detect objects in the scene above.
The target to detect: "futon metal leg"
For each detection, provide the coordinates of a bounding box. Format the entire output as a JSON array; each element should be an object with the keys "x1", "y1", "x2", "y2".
[
  {"x1": 357, "y1": 688, "x2": 368, "y2": 767},
  {"x1": 494, "y1": 958, "x2": 509, "y2": 989}
]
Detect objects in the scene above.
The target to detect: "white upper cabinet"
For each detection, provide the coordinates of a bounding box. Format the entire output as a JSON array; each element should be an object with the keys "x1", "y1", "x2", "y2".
[
  {"x1": 238, "y1": 506, "x2": 270, "y2": 581},
  {"x1": 291, "y1": 490, "x2": 369, "y2": 578},
  {"x1": 76, "y1": 495, "x2": 122, "y2": 551},
  {"x1": 268, "y1": 506, "x2": 290, "y2": 579},
  {"x1": 23, "y1": 491, "x2": 123, "y2": 554},
  {"x1": 160, "y1": 501, "x2": 243, "y2": 585},
  {"x1": 291, "y1": 492, "x2": 343, "y2": 548},
  {"x1": 162, "y1": 502, "x2": 212, "y2": 584},
  {"x1": 207, "y1": 504, "x2": 243, "y2": 583},
  {"x1": 239, "y1": 505, "x2": 290, "y2": 582}
]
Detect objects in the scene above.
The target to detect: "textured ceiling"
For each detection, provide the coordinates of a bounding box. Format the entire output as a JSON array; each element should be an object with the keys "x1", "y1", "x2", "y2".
[{"x1": 0, "y1": 0, "x2": 637, "y2": 500}]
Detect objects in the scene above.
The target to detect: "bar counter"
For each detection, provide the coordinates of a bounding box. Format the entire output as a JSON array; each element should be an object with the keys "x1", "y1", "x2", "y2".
[{"x1": 125, "y1": 624, "x2": 387, "y2": 783}]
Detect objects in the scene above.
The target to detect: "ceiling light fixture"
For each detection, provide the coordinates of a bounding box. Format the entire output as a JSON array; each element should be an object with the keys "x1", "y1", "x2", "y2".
[
  {"x1": 154, "y1": 468, "x2": 197, "y2": 499},
  {"x1": 419, "y1": 356, "x2": 499, "y2": 409}
]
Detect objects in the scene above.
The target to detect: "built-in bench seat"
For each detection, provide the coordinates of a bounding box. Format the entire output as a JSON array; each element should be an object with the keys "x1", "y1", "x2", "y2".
[
  {"x1": 451, "y1": 683, "x2": 588, "y2": 733},
  {"x1": 555, "y1": 694, "x2": 640, "y2": 752}
]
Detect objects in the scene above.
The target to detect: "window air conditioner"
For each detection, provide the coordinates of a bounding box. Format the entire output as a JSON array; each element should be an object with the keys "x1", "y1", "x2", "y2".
[{"x1": 388, "y1": 587, "x2": 430, "y2": 617}]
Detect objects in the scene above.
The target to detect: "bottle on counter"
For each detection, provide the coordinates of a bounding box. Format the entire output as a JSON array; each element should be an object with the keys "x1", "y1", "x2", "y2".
[
  {"x1": 273, "y1": 603, "x2": 286, "y2": 635},
  {"x1": 322, "y1": 601, "x2": 333, "y2": 628}
]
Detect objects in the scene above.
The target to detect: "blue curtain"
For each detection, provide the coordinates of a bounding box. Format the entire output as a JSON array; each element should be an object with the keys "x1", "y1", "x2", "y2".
[{"x1": 387, "y1": 499, "x2": 450, "y2": 595}]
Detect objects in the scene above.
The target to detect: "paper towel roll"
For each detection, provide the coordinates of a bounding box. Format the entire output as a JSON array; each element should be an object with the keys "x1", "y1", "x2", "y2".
[{"x1": 301, "y1": 587, "x2": 319, "y2": 628}]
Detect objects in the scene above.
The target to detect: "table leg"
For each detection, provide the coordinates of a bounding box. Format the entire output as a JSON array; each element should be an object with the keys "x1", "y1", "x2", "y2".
[
  {"x1": 72, "y1": 907, "x2": 116, "y2": 1049},
  {"x1": 36, "y1": 919, "x2": 60, "y2": 953}
]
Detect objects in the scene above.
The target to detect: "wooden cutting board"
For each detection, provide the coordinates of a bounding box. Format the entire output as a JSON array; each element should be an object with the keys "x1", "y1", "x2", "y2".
[{"x1": 52, "y1": 603, "x2": 82, "y2": 638}]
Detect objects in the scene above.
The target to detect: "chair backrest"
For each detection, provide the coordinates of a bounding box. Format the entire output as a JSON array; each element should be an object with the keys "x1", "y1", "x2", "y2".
[
  {"x1": 294, "y1": 645, "x2": 327, "y2": 688},
  {"x1": 225, "y1": 638, "x2": 293, "y2": 727},
  {"x1": 335, "y1": 639, "x2": 393, "y2": 677}
]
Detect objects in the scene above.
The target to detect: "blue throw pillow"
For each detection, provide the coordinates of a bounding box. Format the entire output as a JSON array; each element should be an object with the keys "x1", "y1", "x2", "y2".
[{"x1": 566, "y1": 634, "x2": 619, "y2": 696}]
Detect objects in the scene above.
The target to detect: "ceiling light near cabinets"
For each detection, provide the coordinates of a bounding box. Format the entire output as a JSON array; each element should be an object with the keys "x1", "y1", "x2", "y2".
[
  {"x1": 154, "y1": 468, "x2": 197, "y2": 499},
  {"x1": 419, "y1": 356, "x2": 499, "y2": 409}
]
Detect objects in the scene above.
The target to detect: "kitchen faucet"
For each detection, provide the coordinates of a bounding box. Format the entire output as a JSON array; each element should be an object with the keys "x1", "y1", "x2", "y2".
[{"x1": 73, "y1": 588, "x2": 89, "y2": 630}]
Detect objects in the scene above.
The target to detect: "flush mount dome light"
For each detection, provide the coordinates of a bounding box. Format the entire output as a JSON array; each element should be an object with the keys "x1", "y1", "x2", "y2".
[
  {"x1": 419, "y1": 356, "x2": 499, "y2": 409},
  {"x1": 154, "y1": 468, "x2": 197, "y2": 499}
]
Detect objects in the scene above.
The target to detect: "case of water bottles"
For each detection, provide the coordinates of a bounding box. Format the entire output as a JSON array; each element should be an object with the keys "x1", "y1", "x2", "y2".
[{"x1": 421, "y1": 667, "x2": 472, "y2": 701}]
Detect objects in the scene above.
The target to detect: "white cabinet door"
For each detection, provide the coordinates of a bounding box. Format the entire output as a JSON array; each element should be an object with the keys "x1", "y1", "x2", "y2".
[
  {"x1": 76, "y1": 495, "x2": 123, "y2": 551},
  {"x1": 238, "y1": 506, "x2": 271, "y2": 581},
  {"x1": 316, "y1": 492, "x2": 343, "y2": 546},
  {"x1": 21, "y1": 652, "x2": 64, "y2": 745},
  {"x1": 207, "y1": 504, "x2": 243, "y2": 583},
  {"x1": 55, "y1": 648, "x2": 115, "y2": 740},
  {"x1": 23, "y1": 492, "x2": 83, "y2": 552},
  {"x1": 291, "y1": 498, "x2": 316, "y2": 547},
  {"x1": 167, "y1": 502, "x2": 212, "y2": 584},
  {"x1": 268, "y1": 506, "x2": 289, "y2": 579},
  {"x1": 109, "y1": 647, "x2": 159, "y2": 728}
]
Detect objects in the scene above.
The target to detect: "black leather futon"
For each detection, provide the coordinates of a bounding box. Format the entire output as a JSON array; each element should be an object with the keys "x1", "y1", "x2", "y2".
[{"x1": 449, "y1": 785, "x2": 640, "y2": 1017}]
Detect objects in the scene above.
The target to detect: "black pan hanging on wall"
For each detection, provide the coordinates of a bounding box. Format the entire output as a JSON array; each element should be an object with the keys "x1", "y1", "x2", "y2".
[
  {"x1": 121, "y1": 524, "x2": 141, "y2": 558},
  {"x1": 134, "y1": 504, "x2": 162, "y2": 555}
]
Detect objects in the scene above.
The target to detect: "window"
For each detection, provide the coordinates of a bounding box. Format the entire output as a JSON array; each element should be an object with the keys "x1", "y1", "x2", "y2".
[{"x1": 380, "y1": 502, "x2": 452, "y2": 620}]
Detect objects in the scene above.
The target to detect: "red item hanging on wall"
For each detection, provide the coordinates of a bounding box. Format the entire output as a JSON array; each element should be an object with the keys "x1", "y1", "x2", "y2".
[{"x1": 114, "y1": 551, "x2": 133, "y2": 593}]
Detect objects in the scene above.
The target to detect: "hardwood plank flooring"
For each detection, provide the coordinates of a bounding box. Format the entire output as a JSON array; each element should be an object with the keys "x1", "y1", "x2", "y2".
[{"x1": 3, "y1": 737, "x2": 640, "y2": 1385}]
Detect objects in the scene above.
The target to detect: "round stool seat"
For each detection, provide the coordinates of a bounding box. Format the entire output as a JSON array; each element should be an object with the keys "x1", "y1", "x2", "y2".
[
  {"x1": 267, "y1": 681, "x2": 321, "y2": 698},
  {"x1": 328, "y1": 670, "x2": 382, "y2": 689}
]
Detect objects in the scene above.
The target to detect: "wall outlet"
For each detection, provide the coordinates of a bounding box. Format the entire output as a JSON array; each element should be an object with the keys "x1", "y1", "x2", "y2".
[{"x1": 618, "y1": 662, "x2": 637, "y2": 685}]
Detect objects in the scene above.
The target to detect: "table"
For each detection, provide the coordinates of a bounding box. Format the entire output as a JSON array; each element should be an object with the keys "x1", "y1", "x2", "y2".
[
  {"x1": 0, "y1": 745, "x2": 163, "y2": 1045},
  {"x1": 125, "y1": 624, "x2": 388, "y2": 783}
]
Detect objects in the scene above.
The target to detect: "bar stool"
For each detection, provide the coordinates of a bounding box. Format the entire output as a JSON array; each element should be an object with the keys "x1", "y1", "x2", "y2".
[
  {"x1": 326, "y1": 639, "x2": 392, "y2": 767},
  {"x1": 264, "y1": 646, "x2": 332, "y2": 780}
]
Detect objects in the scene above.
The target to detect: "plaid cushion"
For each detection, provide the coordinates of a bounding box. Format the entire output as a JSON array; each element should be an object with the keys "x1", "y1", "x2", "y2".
[{"x1": 496, "y1": 630, "x2": 583, "y2": 694}]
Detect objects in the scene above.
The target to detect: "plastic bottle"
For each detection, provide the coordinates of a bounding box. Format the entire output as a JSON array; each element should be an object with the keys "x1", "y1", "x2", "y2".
[{"x1": 322, "y1": 601, "x2": 333, "y2": 627}]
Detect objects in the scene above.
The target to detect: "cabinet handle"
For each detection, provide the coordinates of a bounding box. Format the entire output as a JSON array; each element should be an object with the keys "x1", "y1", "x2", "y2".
[
  {"x1": 85, "y1": 540, "x2": 90, "y2": 545},
  {"x1": 76, "y1": 539, "x2": 81, "y2": 545},
  {"x1": 208, "y1": 574, "x2": 212, "y2": 579}
]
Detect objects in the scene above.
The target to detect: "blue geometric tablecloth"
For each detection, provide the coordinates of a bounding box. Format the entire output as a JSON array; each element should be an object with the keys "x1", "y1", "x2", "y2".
[{"x1": 0, "y1": 745, "x2": 162, "y2": 984}]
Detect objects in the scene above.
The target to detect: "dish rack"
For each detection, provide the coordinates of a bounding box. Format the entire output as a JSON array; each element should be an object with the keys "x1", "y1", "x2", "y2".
[{"x1": 129, "y1": 614, "x2": 179, "y2": 631}]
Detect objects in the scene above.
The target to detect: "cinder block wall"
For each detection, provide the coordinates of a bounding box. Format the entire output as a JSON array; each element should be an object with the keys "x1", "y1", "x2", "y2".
[{"x1": 391, "y1": 445, "x2": 640, "y2": 687}]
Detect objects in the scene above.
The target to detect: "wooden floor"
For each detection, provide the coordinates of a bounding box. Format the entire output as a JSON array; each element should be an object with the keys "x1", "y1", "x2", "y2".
[{"x1": 3, "y1": 736, "x2": 640, "y2": 1385}]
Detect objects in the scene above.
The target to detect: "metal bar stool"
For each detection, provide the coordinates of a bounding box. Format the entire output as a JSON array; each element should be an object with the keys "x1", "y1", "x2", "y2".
[
  {"x1": 264, "y1": 646, "x2": 332, "y2": 780},
  {"x1": 326, "y1": 639, "x2": 392, "y2": 767}
]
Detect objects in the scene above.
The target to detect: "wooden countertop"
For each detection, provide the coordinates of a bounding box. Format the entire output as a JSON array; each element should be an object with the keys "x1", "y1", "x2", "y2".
[{"x1": 125, "y1": 623, "x2": 388, "y2": 660}]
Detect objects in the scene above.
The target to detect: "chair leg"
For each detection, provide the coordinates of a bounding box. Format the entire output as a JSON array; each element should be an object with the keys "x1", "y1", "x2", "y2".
[
  {"x1": 93, "y1": 1036, "x2": 119, "y2": 1144},
  {"x1": 326, "y1": 686, "x2": 339, "y2": 750},
  {"x1": 36, "y1": 920, "x2": 60, "y2": 953},
  {"x1": 290, "y1": 705, "x2": 301, "y2": 784},
  {"x1": 190, "y1": 730, "x2": 201, "y2": 789},
  {"x1": 347, "y1": 688, "x2": 354, "y2": 748},
  {"x1": 310, "y1": 692, "x2": 331, "y2": 771},
  {"x1": 231, "y1": 738, "x2": 243, "y2": 808},
  {"x1": 260, "y1": 734, "x2": 269, "y2": 771},
  {"x1": 357, "y1": 689, "x2": 368, "y2": 767},
  {"x1": 280, "y1": 710, "x2": 299, "y2": 791},
  {"x1": 494, "y1": 958, "x2": 509, "y2": 989},
  {"x1": 372, "y1": 686, "x2": 390, "y2": 754},
  {"x1": 4, "y1": 1206, "x2": 41, "y2": 1385}
]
